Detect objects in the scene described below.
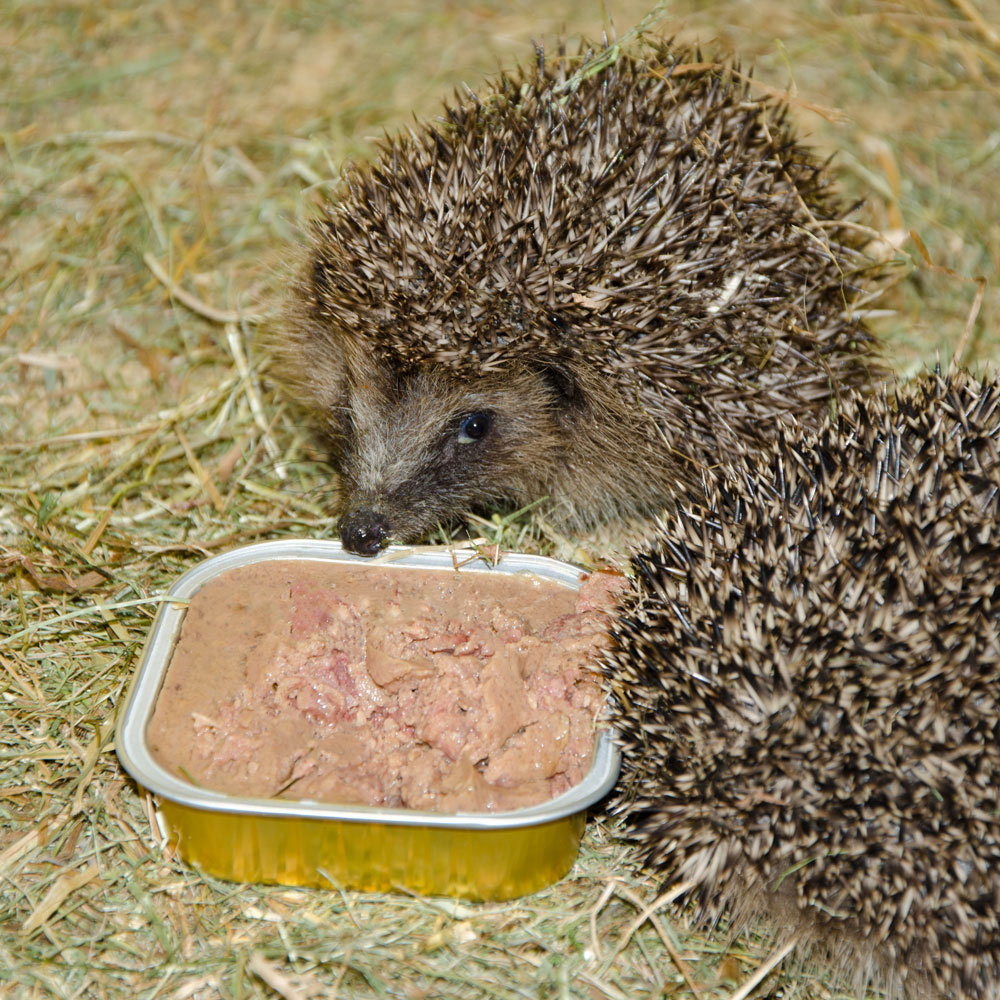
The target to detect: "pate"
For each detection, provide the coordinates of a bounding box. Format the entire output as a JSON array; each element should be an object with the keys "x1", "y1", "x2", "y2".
[{"x1": 147, "y1": 560, "x2": 623, "y2": 813}]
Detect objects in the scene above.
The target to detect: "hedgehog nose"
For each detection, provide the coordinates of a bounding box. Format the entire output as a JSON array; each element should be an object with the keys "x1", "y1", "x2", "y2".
[{"x1": 339, "y1": 509, "x2": 393, "y2": 556}]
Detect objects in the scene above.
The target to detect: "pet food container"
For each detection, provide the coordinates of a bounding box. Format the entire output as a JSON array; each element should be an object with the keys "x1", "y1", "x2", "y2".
[{"x1": 116, "y1": 540, "x2": 620, "y2": 900}]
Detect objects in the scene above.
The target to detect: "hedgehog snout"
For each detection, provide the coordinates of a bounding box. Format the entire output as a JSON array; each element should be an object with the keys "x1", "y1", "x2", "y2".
[{"x1": 339, "y1": 507, "x2": 393, "y2": 556}]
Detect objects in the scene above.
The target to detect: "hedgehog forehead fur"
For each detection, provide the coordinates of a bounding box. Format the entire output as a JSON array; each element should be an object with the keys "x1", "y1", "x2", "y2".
[{"x1": 605, "y1": 369, "x2": 1000, "y2": 1000}]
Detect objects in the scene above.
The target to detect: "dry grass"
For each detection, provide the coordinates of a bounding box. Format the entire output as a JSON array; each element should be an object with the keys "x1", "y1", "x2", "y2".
[{"x1": 1, "y1": 0, "x2": 997, "y2": 997}]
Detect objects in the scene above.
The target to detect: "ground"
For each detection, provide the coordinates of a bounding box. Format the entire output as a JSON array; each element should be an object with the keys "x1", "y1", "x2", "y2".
[{"x1": 2, "y1": 1, "x2": 998, "y2": 997}]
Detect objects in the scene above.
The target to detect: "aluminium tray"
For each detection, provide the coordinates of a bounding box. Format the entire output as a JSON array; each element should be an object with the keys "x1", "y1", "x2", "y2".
[{"x1": 116, "y1": 540, "x2": 621, "y2": 900}]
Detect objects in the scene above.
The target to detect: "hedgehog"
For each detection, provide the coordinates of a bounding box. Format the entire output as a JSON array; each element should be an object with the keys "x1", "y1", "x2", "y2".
[
  {"x1": 276, "y1": 38, "x2": 885, "y2": 555},
  {"x1": 604, "y1": 368, "x2": 1000, "y2": 1000}
]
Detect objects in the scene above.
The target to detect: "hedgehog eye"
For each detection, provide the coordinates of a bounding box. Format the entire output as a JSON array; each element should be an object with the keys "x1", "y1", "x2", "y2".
[{"x1": 457, "y1": 412, "x2": 491, "y2": 444}]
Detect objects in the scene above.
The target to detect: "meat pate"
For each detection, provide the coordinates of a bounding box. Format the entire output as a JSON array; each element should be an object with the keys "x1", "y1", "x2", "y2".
[{"x1": 147, "y1": 560, "x2": 623, "y2": 813}]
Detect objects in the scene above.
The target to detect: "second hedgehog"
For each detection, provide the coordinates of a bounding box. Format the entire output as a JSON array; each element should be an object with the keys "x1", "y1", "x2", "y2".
[
  {"x1": 278, "y1": 40, "x2": 883, "y2": 554},
  {"x1": 604, "y1": 369, "x2": 1000, "y2": 999}
]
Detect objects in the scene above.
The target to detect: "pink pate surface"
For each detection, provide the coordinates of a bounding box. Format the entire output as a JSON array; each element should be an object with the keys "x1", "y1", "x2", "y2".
[{"x1": 146, "y1": 560, "x2": 624, "y2": 813}]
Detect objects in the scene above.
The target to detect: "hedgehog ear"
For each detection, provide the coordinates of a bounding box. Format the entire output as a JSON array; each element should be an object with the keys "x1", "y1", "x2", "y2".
[{"x1": 532, "y1": 358, "x2": 584, "y2": 409}]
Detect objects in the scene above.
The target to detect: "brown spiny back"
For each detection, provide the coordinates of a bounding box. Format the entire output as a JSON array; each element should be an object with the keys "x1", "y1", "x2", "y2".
[{"x1": 605, "y1": 369, "x2": 1000, "y2": 1000}]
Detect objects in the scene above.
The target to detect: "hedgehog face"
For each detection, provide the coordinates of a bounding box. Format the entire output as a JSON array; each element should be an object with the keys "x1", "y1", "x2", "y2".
[{"x1": 331, "y1": 359, "x2": 566, "y2": 554}]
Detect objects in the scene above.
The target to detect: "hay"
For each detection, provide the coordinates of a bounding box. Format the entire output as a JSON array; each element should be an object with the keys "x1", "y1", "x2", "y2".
[{"x1": 2, "y1": 0, "x2": 996, "y2": 996}]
